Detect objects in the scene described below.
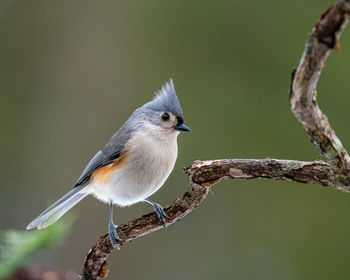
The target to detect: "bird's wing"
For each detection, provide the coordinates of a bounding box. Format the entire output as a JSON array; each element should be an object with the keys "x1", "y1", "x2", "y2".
[{"x1": 74, "y1": 124, "x2": 132, "y2": 187}]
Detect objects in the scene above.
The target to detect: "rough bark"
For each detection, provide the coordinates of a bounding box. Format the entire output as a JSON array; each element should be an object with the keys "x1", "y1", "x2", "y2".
[
  {"x1": 81, "y1": 1, "x2": 350, "y2": 279},
  {"x1": 289, "y1": 0, "x2": 350, "y2": 179}
]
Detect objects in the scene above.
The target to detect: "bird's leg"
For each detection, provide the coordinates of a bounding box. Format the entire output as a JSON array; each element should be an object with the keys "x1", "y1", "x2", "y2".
[
  {"x1": 144, "y1": 199, "x2": 167, "y2": 224},
  {"x1": 108, "y1": 202, "x2": 120, "y2": 250}
]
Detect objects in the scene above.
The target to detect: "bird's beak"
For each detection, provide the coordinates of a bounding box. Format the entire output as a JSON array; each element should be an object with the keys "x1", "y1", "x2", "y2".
[{"x1": 175, "y1": 123, "x2": 191, "y2": 132}]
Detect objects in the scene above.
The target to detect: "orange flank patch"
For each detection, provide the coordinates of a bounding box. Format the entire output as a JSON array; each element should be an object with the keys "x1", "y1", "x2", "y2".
[{"x1": 91, "y1": 155, "x2": 127, "y2": 185}]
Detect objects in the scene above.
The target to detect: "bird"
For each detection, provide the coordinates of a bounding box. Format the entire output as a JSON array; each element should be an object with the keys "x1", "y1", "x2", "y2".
[{"x1": 26, "y1": 79, "x2": 190, "y2": 249}]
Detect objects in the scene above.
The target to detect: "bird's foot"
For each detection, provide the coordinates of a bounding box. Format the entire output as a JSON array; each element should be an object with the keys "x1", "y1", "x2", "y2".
[
  {"x1": 108, "y1": 221, "x2": 121, "y2": 250},
  {"x1": 152, "y1": 202, "x2": 168, "y2": 225},
  {"x1": 144, "y1": 199, "x2": 168, "y2": 226}
]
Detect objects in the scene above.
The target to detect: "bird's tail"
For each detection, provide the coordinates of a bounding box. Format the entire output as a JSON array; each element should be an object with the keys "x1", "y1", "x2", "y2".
[{"x1": 26, "y1": 185, "x2": 88, "y2": 230}]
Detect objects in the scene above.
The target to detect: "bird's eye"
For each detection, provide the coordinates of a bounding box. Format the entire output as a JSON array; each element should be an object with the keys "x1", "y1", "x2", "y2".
[{"x1": 161, "y1": 112, "x2": 170, "y2": 121}]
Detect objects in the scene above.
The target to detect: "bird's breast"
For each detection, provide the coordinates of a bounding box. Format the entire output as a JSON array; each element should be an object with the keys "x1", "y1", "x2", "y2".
[
  {"x1": 90, "y1": 132, "x2": 178, "y2": 206},
  {"x1": 127, "y1": 132, "x2": 178, "y2": 189}
]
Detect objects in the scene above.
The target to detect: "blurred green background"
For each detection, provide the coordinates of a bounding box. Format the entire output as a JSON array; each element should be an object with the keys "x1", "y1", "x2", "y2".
[{"x1": 1, "y1": 0, "x2": 350, "y2": 279}]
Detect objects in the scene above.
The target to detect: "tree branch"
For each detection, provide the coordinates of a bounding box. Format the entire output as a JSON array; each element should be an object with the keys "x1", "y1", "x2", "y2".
[
  {"x1": 80, "y1": 159, "x2": 340, "y2": 279},
  {"x1": 81, "y1": 1, "x2": 350, "y2": 279},
  {"x1": 290, "y1": 0, "x2": 350, "y2": 177}
]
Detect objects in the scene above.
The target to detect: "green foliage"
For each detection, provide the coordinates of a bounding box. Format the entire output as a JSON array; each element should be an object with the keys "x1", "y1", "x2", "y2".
[{"x1": 0, "y1": 216, "x2": 73, "y2": 280}]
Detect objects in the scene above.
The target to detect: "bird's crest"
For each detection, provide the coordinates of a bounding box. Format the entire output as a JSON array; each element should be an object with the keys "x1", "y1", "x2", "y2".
[{"x1": 145, "y1": 79, "x2": 184, "y2": 117}]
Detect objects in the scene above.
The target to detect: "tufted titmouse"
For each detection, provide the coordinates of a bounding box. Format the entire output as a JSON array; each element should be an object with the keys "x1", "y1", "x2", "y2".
[{"x1": 26, "y1": 80, "x2": 190, "y2": 249}]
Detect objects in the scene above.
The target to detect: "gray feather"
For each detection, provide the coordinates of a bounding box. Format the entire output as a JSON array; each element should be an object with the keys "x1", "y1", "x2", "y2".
[
  {"x1": 75, "y1": 151, "x2": 105, "y2": 185},
  {"x1": 75, "y1": 117, "x2": 138, "y2": 186},
  {"x1": 143, "y1": 79, "x2": 184, "y2": 117},
  {"x1": 26, "y1": 184, "x2": 88, "y2": 230}
]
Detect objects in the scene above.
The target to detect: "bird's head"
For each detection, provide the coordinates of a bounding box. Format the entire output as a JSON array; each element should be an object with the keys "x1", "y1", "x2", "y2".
[{"x1": 138, "y1": 80, "x2": 190, "y2": 139}]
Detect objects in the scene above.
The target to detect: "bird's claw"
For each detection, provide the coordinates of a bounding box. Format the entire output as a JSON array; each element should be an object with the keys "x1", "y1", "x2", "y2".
[
  {"x1": 152, "y1": 203, "x2": 168, "y2": 225},
  {"x1": 108, "y1": 222, "x2": 121, "y2": 250}
]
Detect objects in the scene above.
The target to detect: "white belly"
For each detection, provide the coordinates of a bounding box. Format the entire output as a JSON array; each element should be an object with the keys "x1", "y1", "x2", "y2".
[{"x1": 88, "y1": 132, "x2": 178, "y2": 206}]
